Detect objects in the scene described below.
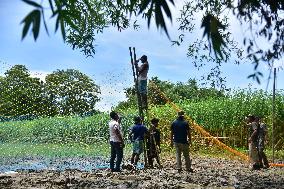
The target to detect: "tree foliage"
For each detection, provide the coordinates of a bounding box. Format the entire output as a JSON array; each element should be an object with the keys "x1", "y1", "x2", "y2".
[
  {"x1": 45, "y1": 69, "x2": 100, "y2": 116},
  {"x1": 0, "y1": 65, "x2": 49, "y2": 117},
  {"x1": 0, "y1": 65, "x2": 101, "y2": 118},
  {"x1": 116, "y1": 76, "x2": 225, "y2": 109}
]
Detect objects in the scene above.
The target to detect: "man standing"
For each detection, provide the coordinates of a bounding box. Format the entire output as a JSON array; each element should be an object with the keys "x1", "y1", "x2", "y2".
[
  {"x1": 258, "y1": 117, "x2": 269, "y2": 168},
  {"x1": 147, "y1": 118, "x2": 161, "y2": 168},
  {"x1": 135, "y1": 55, "x2": 149, "y2": 109},
  {"x1": 170, "y1": 111, "x2": 193, "y2": 173},
  {"x1": 246, "y1": 115, "x2": 261, "y2": 170},
  {"x1": 130, "y1": 116, "x2": 148, "y2": 167},
  {"x1": 109, "y1": 111, "x2": 124, "y2": 172}
]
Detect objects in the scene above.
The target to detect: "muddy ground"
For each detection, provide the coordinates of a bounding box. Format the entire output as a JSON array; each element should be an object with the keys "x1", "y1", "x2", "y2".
[{"x1": 0, "y1": 156, "x2": 283, "y2": 189}]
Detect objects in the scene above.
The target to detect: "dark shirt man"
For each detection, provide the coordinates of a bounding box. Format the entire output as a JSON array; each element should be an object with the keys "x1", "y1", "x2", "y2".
[
  {"x1": 258, "y1": 121, "x2": 269, "y2": 168},
  {"x1": 170, "y1": 111, "x2": 193, "y2": 173},
  {"x1": 146, "y1": 118, "x2": 161, "y2": 168}
]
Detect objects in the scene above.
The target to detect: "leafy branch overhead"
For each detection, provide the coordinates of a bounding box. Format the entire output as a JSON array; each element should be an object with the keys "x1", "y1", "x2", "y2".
[
  {"x1": 21, "y1": 0, "x2": 176, "y2": 48},
  {"x1": 21, "y1": 0, "x2": 48, "y2": 40},
  {"x1": 201, "y1": 13, "x2": 227, "y2": 59},
  {"x1": 21, "y1": 0, "x2": 284, "y2": 83}
]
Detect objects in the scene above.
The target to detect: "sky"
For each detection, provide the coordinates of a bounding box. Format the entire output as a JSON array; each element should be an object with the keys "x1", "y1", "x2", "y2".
[{"x1": 0, "y1": 0, "x2": 283, "y2": 112}]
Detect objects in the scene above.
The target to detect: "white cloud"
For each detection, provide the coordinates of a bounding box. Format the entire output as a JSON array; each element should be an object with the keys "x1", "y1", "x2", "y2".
[{"x1": 29, "y1": 70, "x2": 50, "y2": 82}]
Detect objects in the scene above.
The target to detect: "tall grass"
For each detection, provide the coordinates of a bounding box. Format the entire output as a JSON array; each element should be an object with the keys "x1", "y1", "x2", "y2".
[{"x1": 0, "y1": 89, "x2": 283, "y2": 151}]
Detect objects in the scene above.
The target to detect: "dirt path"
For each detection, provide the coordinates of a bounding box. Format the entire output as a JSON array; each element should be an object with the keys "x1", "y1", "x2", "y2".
[{"x1": 0, "y1": 156, "x2": 283, "y2": 189}]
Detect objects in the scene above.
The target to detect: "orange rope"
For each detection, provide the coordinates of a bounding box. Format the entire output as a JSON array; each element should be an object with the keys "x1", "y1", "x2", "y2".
[
  {"x1": 150, "y1": 81, "x2": 284, "y2": 167},
  {"x1": 270, "y1": 163, "x2": 284, "y2": 167}
]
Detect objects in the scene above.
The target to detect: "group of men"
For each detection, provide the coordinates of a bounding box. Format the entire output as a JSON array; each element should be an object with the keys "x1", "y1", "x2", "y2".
[
  {"x1": 109, "y1": 54, "x2": 270, "y2": 172},
  {"x1": 108, "y1": 54, "x2": 194, "y2": 172},
  {"x1": 108, "y1": 111, "x2": 194, "y2": 173},
  {"x1": 247, "y1": 115, "x2": 269, "y2": 170}
]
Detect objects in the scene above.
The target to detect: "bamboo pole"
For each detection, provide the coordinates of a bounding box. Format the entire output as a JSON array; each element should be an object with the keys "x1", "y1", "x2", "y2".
[{"x1": 272, "y1": 68, "x2": 276, "y2": 163}]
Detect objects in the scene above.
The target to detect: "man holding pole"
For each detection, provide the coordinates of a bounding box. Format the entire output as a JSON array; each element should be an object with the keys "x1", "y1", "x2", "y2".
[
  {"x1": 129, "y1": 116, "x2": 148, "y2": 167},
  {"x1": 135, "y1": 55, "x2": 149, "y2": 109}
]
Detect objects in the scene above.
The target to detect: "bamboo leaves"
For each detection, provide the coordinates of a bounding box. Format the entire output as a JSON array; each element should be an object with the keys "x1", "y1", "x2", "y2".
[
  {"x1": 137, "y1": 0, "x2": 175, "y2": 38},
  {"x1": 201, "y1": 13, "x2": 227, "y2": 59},
  {"x1": 21, "y1": 0, "x2": 49, "y2": 40}
]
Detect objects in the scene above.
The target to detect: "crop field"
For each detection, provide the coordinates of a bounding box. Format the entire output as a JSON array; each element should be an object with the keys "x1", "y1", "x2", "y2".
[{"x1": 0, "y1": 88, "x2": 283, "y2": 188}]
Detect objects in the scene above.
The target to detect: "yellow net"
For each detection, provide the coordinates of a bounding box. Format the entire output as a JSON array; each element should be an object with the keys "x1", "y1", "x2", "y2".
[{"x1": 150, "y1": 81, "x2": 284, "y2": 167}]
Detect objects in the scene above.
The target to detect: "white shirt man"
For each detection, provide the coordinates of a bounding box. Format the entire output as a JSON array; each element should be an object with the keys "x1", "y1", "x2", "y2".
[
  {"x1": 109, "y1": 111, "x2": 124, "y2": 172},
  {"x1": 109, "y1": 119, "x2": 123, "y2": 143}
]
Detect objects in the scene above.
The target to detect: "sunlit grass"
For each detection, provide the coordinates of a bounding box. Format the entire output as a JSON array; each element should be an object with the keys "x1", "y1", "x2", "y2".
[
  {"x1": 0, "y1": 142, "x2": 108, "y2": 158},
  {"x1": 0, "y1": 142, "x2": 135, "y2": 158}
]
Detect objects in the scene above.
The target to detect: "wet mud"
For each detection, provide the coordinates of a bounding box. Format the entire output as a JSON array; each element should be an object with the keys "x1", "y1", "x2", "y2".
[{"x1": 0, "y1": 156, "x2": 283, "y2": 189}]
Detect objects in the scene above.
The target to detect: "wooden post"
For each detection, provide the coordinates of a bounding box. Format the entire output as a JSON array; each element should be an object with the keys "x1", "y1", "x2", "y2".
[
  {"x1": 133, "y1": 47, "x2": 144, "y2": 119},
  {"x1": 272, "y1": 68, "x2": 276, "y2": 163}
]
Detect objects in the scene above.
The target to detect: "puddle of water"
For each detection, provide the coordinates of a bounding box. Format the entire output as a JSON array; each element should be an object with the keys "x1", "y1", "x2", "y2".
[{"x1": 0, "y1": 157, "x2": 144, "y2": 173}]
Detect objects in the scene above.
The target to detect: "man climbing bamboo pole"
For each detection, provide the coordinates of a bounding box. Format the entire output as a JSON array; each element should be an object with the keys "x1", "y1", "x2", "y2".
[
  {"x1": 134, "y1": 54, "x2": 149, "y2": 109},
  {"x1": 129, "y1": 47, "x2": 149, "y2": 167}
]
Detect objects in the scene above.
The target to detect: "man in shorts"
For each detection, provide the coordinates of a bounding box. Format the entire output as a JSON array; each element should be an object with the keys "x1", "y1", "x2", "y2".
[
  {"x1": 135, "y1": 55, "x2": 149, "y2": 109},
  {"x1": 129, "y1": 116, "x2": 148, "y2": 167}
]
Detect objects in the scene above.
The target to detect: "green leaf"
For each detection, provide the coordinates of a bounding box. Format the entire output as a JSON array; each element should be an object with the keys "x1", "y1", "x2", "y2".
[
  {"x1": 160, "y1": 0, "x2": 172, "y2": 21},
  {"x1": 201, "y1": 13, "x2": 227, "y2": 59},
  {"x1": 60, "y1": 19, "x2": 66, "y2": 41},
  {"x1": 21, "y1": 13, "x2": 34, "y2": 40},
  {"x1": 21, "y1": 9, "x2": 41, "y2": 40},
  {"x1": 247, "y1": 74, "x2": 255, "y2": 79},
  {"x1": 201, "y1": 14, "x2": 212, "y2": 38},
  {"x1": 41, "y1": 9, "x2": 49, "y2": 36},
  {"x1": 256, "y1": 75, "x2": 260, "y2": 84},
  {"x1": 257, "y1": 71, "x2": 263, "y2": 77},
  {"x1": 155, "y1": 2, "x2": 169, "y2": 37},
  {"x1": 32, "y1": 10, "x2": 41, "y2": 40},
  {"x1": 55, "y1": 12, "x2": 60, "y2": 32},
  {"x1": 138, "y1": 0, "x2": 174, "y2": 38},
  {"x1": 48, "y1": 0, "x2": 55, "y2": 13},
  {"x1": 22, "y1": 0, "x2": 42, "y2": 8},
  {"x1": 138, "y1": 0, "x2": 151, "y2": 14}
]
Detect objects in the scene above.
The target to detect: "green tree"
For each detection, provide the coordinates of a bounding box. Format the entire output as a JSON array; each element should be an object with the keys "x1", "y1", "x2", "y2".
[
  {"x1": 45, "y1": 69, "x2": 100, "y2": 115},
  {"x1": 116, "y1": 77, "x2": 225, "y2": 109},
  {"x1": 0, "y1": 65, "x2": 50, "y2": 117}
]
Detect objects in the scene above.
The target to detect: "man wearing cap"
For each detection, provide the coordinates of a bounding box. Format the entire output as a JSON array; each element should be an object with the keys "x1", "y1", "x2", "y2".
[
  {"x1": 135, "y1": 55, "x2": 149, "y2": 109},
  {"x1": 170, "y1": 111, "x2": 193, "y2": 173}
]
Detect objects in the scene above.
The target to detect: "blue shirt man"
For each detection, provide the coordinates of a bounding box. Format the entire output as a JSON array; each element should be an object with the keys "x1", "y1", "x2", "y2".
[
  {"x1": 130, "y1": 116, "x2": 148, "y2": 166},
  {"x1": 132, "y1": 123, "x2": 148, "y2": 141}
]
